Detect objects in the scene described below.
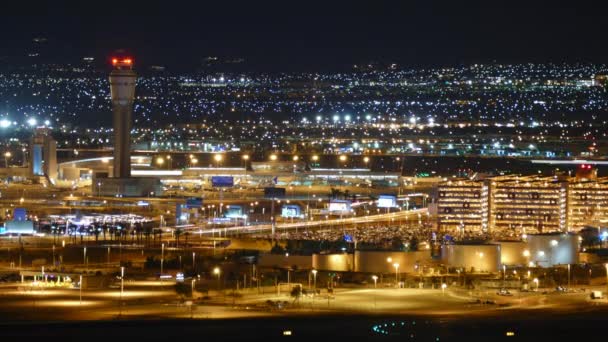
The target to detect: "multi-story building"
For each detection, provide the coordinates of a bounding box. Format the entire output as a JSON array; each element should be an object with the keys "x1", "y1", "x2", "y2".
[
  {"x1": 436, "y1": 179, "x2": 487, "y2": 232},
  {"x1": 489, "y1": 176, "x2": 566, "y2": 233},
  {"x1": 437, "y1": 174, "x2": 607, "y2": 233},
  {"x1": 567, "y1": 178, "x2": 608, "y2": 230}
]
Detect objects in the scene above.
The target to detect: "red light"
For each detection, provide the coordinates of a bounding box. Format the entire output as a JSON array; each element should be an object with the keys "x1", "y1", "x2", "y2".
[{"x1": 111, "y1": 57, "x2": 133, "y2": 67}]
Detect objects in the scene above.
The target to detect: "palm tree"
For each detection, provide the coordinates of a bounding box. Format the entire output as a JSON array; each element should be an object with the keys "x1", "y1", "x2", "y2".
[
  {"x1": 174, "y1": 228, "x2": 183, "y2": 247},
  {"x1": 184, "y1": 231, "x2": 190, "y2": 247}
]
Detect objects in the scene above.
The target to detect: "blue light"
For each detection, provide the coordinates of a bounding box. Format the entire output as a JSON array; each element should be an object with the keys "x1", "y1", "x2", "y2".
[{"x1": 343, "y1": 234, "x2": 353, "y2": 243}]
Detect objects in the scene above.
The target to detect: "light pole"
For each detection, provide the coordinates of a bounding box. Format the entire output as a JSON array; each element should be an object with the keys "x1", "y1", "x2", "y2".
[
  {"x1": 393, "y1": 263, "x2": 399, "y2": 286},
  {"x1": 4, "y1": 151, "x2": 11, "y2": 168},
  {"x1": 242, "y1": 154, "x2": 250, "y2": 185},
  {"x1": 213, "y1": 267, "x2": 221, "y2": 293},
  {"x1": 502, "y1": 264, "x2": 506, "y2": 287},
  {"x1": 191, "y1": 278, "x2": 196, "y2": 298},
  {"x1": 160, "y1": 243, "x2": 164, "y2": 279},
  {"x1": 119, "y1": 266, "x2": 124, "y2": 316},
  {"x1": 372, "y1": 275, "x2": 378, "y2": 288},
  {"x1": 120, "y1": 266, "x2": 124, "y2": 300},
  {"x1": 339, "y1": 154, "x2": 347, "y2": 168},
  {"x1": 567, "y1": 264, "x2": 571, "y2": 289},
  {"x1": 83, "y1": 247, "x2": 87, "y2": 271},
  {"x1": 79, "y1": 275, "x2": 83, "y2": 305},
  {"x1": 533, "y1": 278, "x2": 539, "y2": 291},
  {"x1": 441, "y1": 283, "x2": 447, "y2": 296},
  {"x1": 312, "y1": 269, "x2": 318, "y2": 292},
  {"x1": 214, "y1": 154, "x2": 223, "y2": 168},
  {"x1": 605, "y1": 263, "x2": 608, "y2": 294},
  {"x1": 192, "y1": 252, "x2": 196, "y2": 270}
]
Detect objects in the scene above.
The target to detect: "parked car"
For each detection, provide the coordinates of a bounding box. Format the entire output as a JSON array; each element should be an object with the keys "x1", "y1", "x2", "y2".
[{"x1": 497, "y1": 288, "x2": 513, "y2": 296}]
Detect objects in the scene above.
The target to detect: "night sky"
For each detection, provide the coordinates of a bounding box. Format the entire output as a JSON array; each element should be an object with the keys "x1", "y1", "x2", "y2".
[{"x1": 1, "y1": 1, "x2": 608, "y2": 71}]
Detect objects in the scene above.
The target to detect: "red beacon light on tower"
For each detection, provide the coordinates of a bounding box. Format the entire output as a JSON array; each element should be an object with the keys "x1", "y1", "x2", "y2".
[{"x1": 111, "y1": 57, "x2": 134, "y2": 69}]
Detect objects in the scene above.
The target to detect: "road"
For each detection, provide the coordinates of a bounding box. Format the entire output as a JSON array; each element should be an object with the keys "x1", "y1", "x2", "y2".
[
  {"x1": 195, "y1": 208, "x2": 428, "y2": 236},
  {"x1": 1, "y1": 280, "x2": 607, "y2": 323}
]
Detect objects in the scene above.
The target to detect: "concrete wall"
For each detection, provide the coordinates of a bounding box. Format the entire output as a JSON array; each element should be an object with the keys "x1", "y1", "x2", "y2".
[
  {"x1": 0, "y1": 167, "x2": 30, "y2": 178},
  {"x1": 526, "y1": 233, "x2": 579, "y2": 267},
  {"x1": 495, "y1": 241, "x2": 527, "y2": 266},
  {"x1": 257, "y1": 254, "x2": 312, "y2": 270},
  {"x1": 354, "y1": 250, "x2": 431, "y2": 274},
  {"x1": 312, "y1": 253, "x2": 354, "y2": 272},
  {"x1": 442, "y1": 244, "x2": 500, "y2": 273}
]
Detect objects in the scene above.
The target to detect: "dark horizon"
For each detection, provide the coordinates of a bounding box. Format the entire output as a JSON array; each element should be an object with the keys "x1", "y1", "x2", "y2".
[{"x1": 1, "y1": 1, "x2": 608, "y2": 72}]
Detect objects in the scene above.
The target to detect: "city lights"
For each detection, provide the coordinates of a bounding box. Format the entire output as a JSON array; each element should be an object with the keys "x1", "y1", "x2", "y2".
[{"x1": 0, "y1": 6, "x2": 606, "y2": 338}]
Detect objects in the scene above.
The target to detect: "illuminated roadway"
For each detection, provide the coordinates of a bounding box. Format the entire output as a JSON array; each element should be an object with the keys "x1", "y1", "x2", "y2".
[{"x1": 194, "y1": 208, "x2": 428, "y2": 236}]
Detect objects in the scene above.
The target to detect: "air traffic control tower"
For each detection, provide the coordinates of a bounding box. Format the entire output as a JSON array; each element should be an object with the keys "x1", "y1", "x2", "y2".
[
  {"x1": 92, "y1": 56, "x2": 162, "y2": 197},
  {"x1": 110, "y1": 57, "x2": 136, "y2": 178}
]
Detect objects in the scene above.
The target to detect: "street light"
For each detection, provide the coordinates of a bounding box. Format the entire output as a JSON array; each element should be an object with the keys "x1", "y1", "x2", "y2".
[
  {"x1": 156, "y1": 157, "x2": 165, "y2": 167},
  {"x1": 191, "y1": 278, "x2": 196, "y2": 298},
  {"x1": 311, "y1": 155, "x2": 319, "y2": 162},
  {"x1": 214, "y1": 154, "x2": 223, "y2": 167},
  {"x1": 120, "y1": 266, "x2": 125, "y2": 301},
  {"x1": 160, "y1": 243, "x2": 165, "y2": 279},
  {"x1": 269, "y1": 154, "x2": 278, "y2": 161},
  {"x1": 213, "y1": 267, "x2": 221, "y2": 291},
  {"x1": 393, "y1": 263, "x2": 400, "y2": 285},
  {"x1": 242, "y1": 154, "x2": 250, "y2": 161},
  {"x1": 79, "y1": 275, "x2": 83, "y2": 304},
  {"x1": 533, "y1": 278, "x2": 539, "y2": 291},
  {"x1": 441, "y1": 283, "x2": 447, "y2": 296},
  {"x1": 312, "y1": 269, "x2": 318, "y2": 292},
  {"x1": 372, "y1": 275, "x2": 378, "y2": 288},
  {"x1": 3, "y1": 151, "x2": 11, "y2": 168},
  {"x1": 292, "y1": 155, "x2": 299, "y2": 161}
]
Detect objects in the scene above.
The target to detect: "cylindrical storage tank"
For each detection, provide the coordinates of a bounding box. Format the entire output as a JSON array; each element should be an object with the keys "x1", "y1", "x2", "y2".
[
  {"x1": 494, "y1": 241, "x2": 527, "y2": 266},
  {"x1": 526, "y1": 233, "x2": 579, "y2": 267},
  {"x1": 312, "y1": 253, "x2": 353, "y2": 272},
  {"x1": 257, "y1": 254, "x2": 312, "y2": 270},
  {"x1": 354, "y1": 250, "x2": 431, "y2": 274},
  {"x1": 442, "y1": 244, "x2": 500, "y2": 273}
]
